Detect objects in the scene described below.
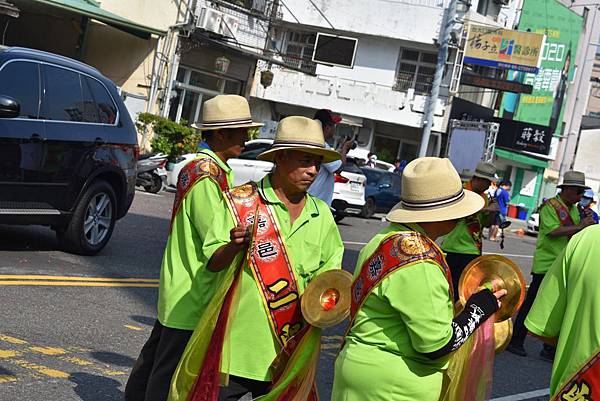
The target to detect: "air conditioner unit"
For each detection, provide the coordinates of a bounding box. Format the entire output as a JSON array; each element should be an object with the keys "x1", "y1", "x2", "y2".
[
  {"x1": 196, "y1": 6, "x2": 223, "y2": 34},
  {"x1": 221, "y1": 14, "x2": 240, "y2": 37}
]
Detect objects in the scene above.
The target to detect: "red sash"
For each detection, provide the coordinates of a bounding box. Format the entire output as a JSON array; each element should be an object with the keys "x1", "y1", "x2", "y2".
[
  {"x1": 554, "y1": 350, "x2": 600, "y2": 401},
  {"x1": 350, "y1": 231, "x2": 453, "y2": 322},
  {"x1": 548, "y1": 197, "x2": 575, "y2": 227},
  {"x1": 170, "y1": 155, "x2": 228, "y2": 230},
  {"x1": 224, "y1": 183, "x2": 304, "y2": 348}
]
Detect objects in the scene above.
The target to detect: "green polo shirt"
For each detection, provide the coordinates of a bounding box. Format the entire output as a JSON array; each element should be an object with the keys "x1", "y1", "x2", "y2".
[
  {"x1": 202, "y1": 175, "x2": 344, "y2": 381},
  {"x1": 441, "y1": 185, "x2": 488, "y2": 255},
  {"x1": 157, "y1": 149, "x2": 233, "y2": 330},
  {"x1": 526, "y1": 225, "x2": 600, "y2": 397},
  {"x1": 531, "y1": 196, "x2": 580, "y2": 275},
  {"x1": 342, "y1": 223, "x2": 454, "y2": 398}
]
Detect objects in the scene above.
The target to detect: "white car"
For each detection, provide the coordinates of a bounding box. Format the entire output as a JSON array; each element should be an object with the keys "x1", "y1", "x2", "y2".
[
  {"x1": 331, "y1": 158, "x2": 367, "y2": 221},
  {"x1": 166, "y1": 139, "x2": 274, "y2": 189},
  {"x1": 526, "y1": 212, "x2": 539, "y2": 235}
]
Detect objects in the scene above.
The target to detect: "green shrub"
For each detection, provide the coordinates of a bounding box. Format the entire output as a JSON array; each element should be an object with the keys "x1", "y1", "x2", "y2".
[{"x1": 136, "y1": 113, "x2": 201, "y2": 162}]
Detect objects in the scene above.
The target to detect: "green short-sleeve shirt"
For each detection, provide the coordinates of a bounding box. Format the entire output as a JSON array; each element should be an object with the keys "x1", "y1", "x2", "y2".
[
  {"x1": 525, "y1": 225, "x2": 600, "y2": 396},
  {"x1": 347, "y1": 223, "x2": 454, "y2": 363},
  {"x1": 531, "y1": 196, "x2": 580, "y2": 274},
  {"x1": 202, "y1": 175, "x2": 344, "y2": 381},
  {"x1": 441, "y1": 186, "x2": 488, "y2": 255},
  {"x1": 157, "y1": 149, "x2": 233, "y2": 330}
]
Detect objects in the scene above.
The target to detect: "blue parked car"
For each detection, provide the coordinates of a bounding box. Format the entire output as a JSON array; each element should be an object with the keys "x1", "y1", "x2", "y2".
[{"x1": 360, "y1": 167, "x2": 402, "y2": 218}]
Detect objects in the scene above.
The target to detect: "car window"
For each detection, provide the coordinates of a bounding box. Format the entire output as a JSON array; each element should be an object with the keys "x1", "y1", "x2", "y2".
[
  {"x1": 361, "y1": 168, "x2": 383, "y2": 185},
  {"x1": 342, "y1": 159, "x2": 363, "y2": 174},
  {"x1": 81, "y1": 75, "x2": 101, "y2": 123},
  {"x1": 84, "y1": 76, "x2": 117, "y2": 124},
  {"x1": 42, "y1": 65, "x2": 84, "y2": 122},
  {"x1": 238, "y1": 142, "x2": 272, "y2": 160},
  {"x1": 0, "y1": 61, "x2": 40, "y2": 119}
]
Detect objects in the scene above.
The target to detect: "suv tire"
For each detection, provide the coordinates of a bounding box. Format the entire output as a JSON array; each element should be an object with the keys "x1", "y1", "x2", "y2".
[
  {"x1": 58, "y1": 180, "x2": 117, "y2": 255},
  {"x1": 361, "y1": 197, "x2": 376, "y2": 219}
]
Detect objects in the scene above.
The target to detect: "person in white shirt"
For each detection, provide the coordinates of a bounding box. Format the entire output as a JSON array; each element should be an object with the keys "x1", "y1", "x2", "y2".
[{"x1": 308, "y1": 109, "x2": 354, "y2": 205}]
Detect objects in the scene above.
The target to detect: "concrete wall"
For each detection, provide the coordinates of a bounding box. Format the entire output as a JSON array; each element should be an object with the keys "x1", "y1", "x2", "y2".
[
  {"x1": 573, "y1": 128, "x2": 600, "y2": 191},
  {"x1": 100, "y1": 0, "x2": 183, "y2": 31},
  {"x1": 279, "y1": 0, "x2": 444, "y2": 44}
]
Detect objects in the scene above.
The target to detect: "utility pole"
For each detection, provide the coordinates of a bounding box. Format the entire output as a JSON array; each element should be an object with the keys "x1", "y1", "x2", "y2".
[{"x1": 418, "y1": 0, "x2": 459, "y2": 157}]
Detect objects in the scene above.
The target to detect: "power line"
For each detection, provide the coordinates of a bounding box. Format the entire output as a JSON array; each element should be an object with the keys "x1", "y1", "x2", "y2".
[
  {"x1": 279, "y1": 0, "x2": 301, "y2": 23},
  {"x1": 306, "y1": 0, "x2": 336, "y2": 30}
]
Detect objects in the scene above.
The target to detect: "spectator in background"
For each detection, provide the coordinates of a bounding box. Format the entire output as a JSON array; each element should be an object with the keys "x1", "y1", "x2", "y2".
[
  {"x1": 366, "y1": 153, "x2": 378, "y2": 168},
  {"x1": 308, "y1": 109, "x2": 355, "y2": 206},
  {"x1": 393, "y1": 159, "x2": 407, "y2": 174},
  {"x1": 578, "y1": 189, "x2": 599, "y2": 224},
  {"x1": 489, "y1": 180, "x2": 512, "y2": 241}
]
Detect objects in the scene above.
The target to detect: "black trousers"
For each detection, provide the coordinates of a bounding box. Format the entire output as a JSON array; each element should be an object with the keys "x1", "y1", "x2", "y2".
[
  {"x1": 218, "y1": 375, "x2": 271, "y2": 401},
  {"x1": 125, "y1": 320, "x2": 193, "y2": 401},
  {"x1": 444, "y1": 252, "x2": 480, "y2": 302},
  {"x1": 511, "y1": 273, "x2": 545, "y2": 347}
]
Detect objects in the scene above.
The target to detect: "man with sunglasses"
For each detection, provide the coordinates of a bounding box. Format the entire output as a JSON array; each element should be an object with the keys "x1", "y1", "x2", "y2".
[{"x1": 508, "y1": 171, "x2": 595, "y2": 359}]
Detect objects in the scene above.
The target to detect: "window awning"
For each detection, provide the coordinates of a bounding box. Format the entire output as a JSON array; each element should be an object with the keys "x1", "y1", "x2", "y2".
[
  {"x1": 32, "y1": 0, "x2": 167, "y2": 39},
  {"x1": 494, "y1": 148, "x2": 549, "y2": 169}
]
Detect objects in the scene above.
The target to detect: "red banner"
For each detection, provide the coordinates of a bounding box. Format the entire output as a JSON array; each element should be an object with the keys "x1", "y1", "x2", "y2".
[{"x1": 553, "y1": 350, "x2": 600, "y2": 401}]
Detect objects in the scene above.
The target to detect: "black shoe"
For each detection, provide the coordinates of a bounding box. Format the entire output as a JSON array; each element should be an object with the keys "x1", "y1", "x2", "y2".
[
  {"x1": 506, "y1": 343, "x2": 527, "y2": 357},
  {"x1": 539, "y1": 346, "x2": 556, "y2": 362}
]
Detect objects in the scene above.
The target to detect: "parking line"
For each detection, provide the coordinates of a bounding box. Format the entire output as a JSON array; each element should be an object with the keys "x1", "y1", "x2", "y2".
[
  {"x1": 0, "y1": 280, "x2": 159, "y2": 287},
  {"x1": 483, "y1": 252, "x2": 534, "y2": 259},
  {"x1": 136, "y1": 191, "x2": 163, "y2": 198},
  {"x1": 490, "y1": 388, "x2": 550, "y2": 401},
  {"x1": 0, "y1": 275, "x2": 159, "y2": 282},
  {"x1": 343, "y1": 241, "x2": 368, "y2": 246}
]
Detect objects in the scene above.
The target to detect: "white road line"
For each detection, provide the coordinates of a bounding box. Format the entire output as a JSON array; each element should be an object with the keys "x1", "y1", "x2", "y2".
[
  {"x1": 343, "y1": 241, "x2": 368, "y2": 246},
  {"x1": 135, "y1": 191, "x2": 163, "y2": 198},
  {"x1": 490, "y1": 388, "x2": 550, "y2": 401},
  {"x1": 483, "y1": 252, "x2": 534, "y2": 259}
]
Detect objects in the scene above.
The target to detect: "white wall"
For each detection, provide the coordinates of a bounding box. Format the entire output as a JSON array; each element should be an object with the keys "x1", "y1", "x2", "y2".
[
  {"x1": 100, "y1": 0, "x2": 182, "y2": 31},
  {"x1": 573, "y1": 129, "x2": 600, "y2": 188},
  {"x1": 279, "y1": 0, "x2": 444, "y2": 45}
]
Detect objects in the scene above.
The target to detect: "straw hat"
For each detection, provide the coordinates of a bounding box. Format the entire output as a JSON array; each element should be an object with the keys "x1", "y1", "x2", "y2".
[
  {"x1": 191, "y1": 95, "x2": 263, "y2": 131},
  {"x1": 557, "y1": 170, "x2": 590, "y2": 189},
  {"x1": 386, "y1": 157, "x2": 484, "y2": 223},
  {"x1": 472, "y1": 161, "x2": 497, "y2": 181},
  {"x1": 257, "y1": 116, "x2": 341, "y2": 163}
]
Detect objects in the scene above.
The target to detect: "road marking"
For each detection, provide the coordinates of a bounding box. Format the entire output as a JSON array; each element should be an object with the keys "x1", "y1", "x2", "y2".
[
  {"x1": 0, "y1": 281, "x2": 158, "y2": 288},
  {"x1": 490, "y1": 388, "x2": 550, "y2": 401},
  {"x1": 136, "y1": 191, "x2": 163, "y2": 198},
  {"x1": 124, "y1": 325, "x2": 144, "y2": 331},
  {"x1": 61, "y1": 356, "x2": 92, "y2": 367},
  {"x1": 483, "y1": 252, "x2": 534, "y2": 259},
  {"x1": 0, "y1": 275, "x2": 159, "y2": 282},
  {"x1": 13, "y1": 359, "x2": 69, "y2": 379},
  {"x1": 0, "y1": 375, "x2": 17, "y2": 383},
  {"x1": 29, "y1": 346, "x2": 66, "y2": 356},
  {"x1": 0, "y1": 350, "x2": 20, "y2": 358},
  {"x1": 343, "y1": 241, "x2": 368, "y2": 246},
  {"x1": 0, "y1": 335, "x2": 27, "y2": 345}
]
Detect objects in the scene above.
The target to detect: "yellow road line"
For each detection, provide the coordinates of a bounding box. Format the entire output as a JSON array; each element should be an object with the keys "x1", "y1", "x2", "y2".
[
  {"x1": 0, "y1": 335, "x2": 27, "y2": 345},
  {"x1": 0, "y1": 350, "x2": 21, "y2": 358},
  {"x1": 29, "y1": 347, "x2": 66, "y2": 356},
  {"x1": 124, "y1": 325, "x2": 144, "y2": 331},
  {"x1": 0, "y1": 281, "x2": 158, "y2": 288},
  {"x1": 13, "y1": 359, "x2": 69, "y2": 379},
  {"x1": 0, "y1": 275, "x2": 158, "y2": 283},
  {"x1": 0, "y1": 375, "x2": 17, "y2": 383}
]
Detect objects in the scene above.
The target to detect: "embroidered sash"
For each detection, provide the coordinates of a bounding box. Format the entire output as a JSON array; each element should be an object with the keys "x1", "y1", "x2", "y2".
[
  {"x1": 224, "y1": 182, "x2": 304, "y2": 347},
  {"x1": 350, "y1": 231, "x2": 453, "y2": 322},
  {"x1": 553, "y1": 349, "x2": 600, "y2": 401},
  {"x1": 170, "y1": 156, "x2": 228, "y2": 230},
  {"x1": 548, "y1": 197, "x2": 575, "y2": 227}
]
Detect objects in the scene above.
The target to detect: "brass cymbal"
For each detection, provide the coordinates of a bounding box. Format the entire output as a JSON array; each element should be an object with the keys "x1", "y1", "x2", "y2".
[
  {"x1": 301, "y1": 270, "x2": 353, "y2": 328},
  {"x1": 494, "y1": 319, "x2": 513, "y2": 354},
  {"x1": 458, "y1": 255, "x2": 526, "y2": 322}
]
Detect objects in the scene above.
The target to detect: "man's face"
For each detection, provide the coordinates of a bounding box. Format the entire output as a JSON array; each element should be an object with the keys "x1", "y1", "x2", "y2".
[
  {"x1": 274, "y1": 150, "x2": 322, "y2": 192},
  {"x1": 501, "y1": 184, "x2": 511, "y2": 191},
  {"x1": 219, "y1": 128, "x2": 249, "y2": 158},
  {"x1": 471, "y1": 177, "x2": 491, "y2": 194},
  {"x1": 323, "y1": 123, "x2": 335, "y2": 140},
  {"x1": 561, "y1": 186, "x2": 585, "y2": 205}
]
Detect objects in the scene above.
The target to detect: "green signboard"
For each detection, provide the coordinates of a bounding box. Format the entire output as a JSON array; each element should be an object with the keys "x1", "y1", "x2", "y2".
[{"x1": 500, "y1": 0, "x2": 583, "y2": 136}]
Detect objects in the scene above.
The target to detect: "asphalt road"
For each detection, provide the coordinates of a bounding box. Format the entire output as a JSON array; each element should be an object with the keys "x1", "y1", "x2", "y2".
[{"x1": 0, "y1": 189, "x2": 552, "y2": 401}]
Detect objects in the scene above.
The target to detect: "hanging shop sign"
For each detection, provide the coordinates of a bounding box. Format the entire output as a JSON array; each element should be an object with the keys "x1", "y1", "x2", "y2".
[
  {"x1": 461, "y1": 73, "x2": 533, "y2": 94},
  {"x1": 493, "y1": 117, "x2": 552, "y2": 155}
]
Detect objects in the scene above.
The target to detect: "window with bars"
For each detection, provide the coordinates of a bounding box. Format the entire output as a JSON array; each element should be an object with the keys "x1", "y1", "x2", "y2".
[
  {"x1": 393, "y1": 48, "x2": 438, "y2": 95},
  {"x1": 282, "y1": 31, "x2": 317, "y2": 74}
]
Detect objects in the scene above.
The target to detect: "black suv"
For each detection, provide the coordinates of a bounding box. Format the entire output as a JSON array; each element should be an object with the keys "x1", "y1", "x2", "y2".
[{"x1": 0, "y1": 47, "x2": 138, "y2": 255}]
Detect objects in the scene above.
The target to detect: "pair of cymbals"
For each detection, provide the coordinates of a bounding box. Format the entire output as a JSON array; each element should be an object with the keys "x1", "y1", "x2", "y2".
[
  {"x1": 458, "y1": 255, "x2": 526, "y2": 322},
  {"x1": 301, "y1": 270, "x2": 353, "y2": 328}
]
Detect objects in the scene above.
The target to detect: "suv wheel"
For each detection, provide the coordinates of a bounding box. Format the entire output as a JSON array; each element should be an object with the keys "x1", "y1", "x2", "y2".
[
  {"x1": 58, "y1": 180, "x2": 117, "y2": 255},
  {"x1": 361, "y1": 198, "x2": 376, "y2": 219}
]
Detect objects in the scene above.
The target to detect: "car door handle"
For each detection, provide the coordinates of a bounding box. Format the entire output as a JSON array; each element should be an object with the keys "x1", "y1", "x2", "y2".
[
  {"x1": 30, "y1": 133, "x2": 45, "y2": 142},
  {"x1": 94, "y1": 137, "x2": 106, "y2": 145}
]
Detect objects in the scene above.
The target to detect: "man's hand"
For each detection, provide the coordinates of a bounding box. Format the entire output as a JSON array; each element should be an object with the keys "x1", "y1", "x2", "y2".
[
  {"x1": 580, "y1": 215, "x2": 596, "y2": 228},
  {"x1": 229, "y1": 224, "x2": 251, "y2": 250},
  {"x1": 491, "y1": 279, "x2": 508, "y2": 309},
  {"x1": 207, "y1": 224, "x2": 251, "y2": 272},
  {"x1": 340, "y1": 139, "x2": 355, "y2": 155}
]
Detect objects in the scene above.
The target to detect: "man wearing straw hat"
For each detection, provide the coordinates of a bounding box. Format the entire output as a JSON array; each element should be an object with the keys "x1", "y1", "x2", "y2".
[
  {"x1": 441, "y1": 161, "x2": 499, "y2": 299},
  {"x1": 508, "y1": 171, "x2": 595, "y2": 359},
  {"x1": 168, "y1": 116, "x2": 344, "y2": 401},
  {"x1": 125, "y1": 95, "x2": 263, "y2": 401},
  {"x1": 331, "y1": 157, "x2": 506, "y2": 401}
]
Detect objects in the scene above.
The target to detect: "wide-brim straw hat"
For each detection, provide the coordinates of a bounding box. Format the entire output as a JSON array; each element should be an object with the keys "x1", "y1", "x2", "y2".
[
  {"x1": 257, "y1": 116, "x2": 341, "y2": 163},
  {"x1": 472, "y1": 161, "x2": 497, "y2": 181},
  {"x1": 557, "y1": 170, "x2": 590, "y2": 189},
  {"x1": 191, "y1": 95, "x2": 264, "y2": 131},
  {"x1": 387, "y1": 157, "x2": 484, "y2": 223}
]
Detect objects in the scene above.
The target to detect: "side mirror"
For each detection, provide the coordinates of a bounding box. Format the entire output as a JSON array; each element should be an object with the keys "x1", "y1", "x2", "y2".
[{"x1": 0, "y1": 95, "x2": 20, "y2": 118}]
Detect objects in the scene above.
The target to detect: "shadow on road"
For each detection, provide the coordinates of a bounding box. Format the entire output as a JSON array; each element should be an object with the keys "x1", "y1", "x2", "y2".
[
  {"x1": 91, "y1": 351, "x2": 136, "y2": 368},
  {"x1": 130, "y1": 315, "x2": 156, "y2": 327},
  {"x1": 70, "y1": 372, "x2": 123, "y2": 401}
]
